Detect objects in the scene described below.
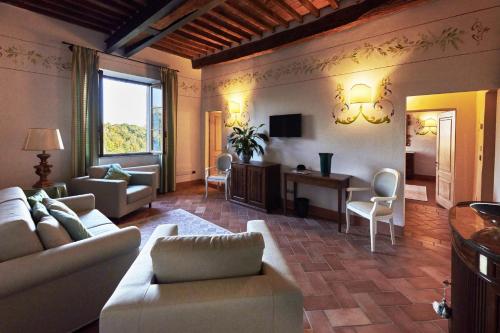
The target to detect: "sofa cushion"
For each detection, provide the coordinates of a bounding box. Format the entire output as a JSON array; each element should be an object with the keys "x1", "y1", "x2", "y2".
[
  {"x1": 151, "y1": 232, "x2": 265, "y2": 283},
  {"x1": 0, "y1": 186, "x2": 30, "y2": 209},
  {"x1": 127, "y1": 185, "x2": 152, "y2": 204},
  {"x1": 78, "y1": 209, "x2": 118, "y2": 236},
  {"x1": 104, "y1": 164, "x2": 131, "y2": 183},
  {"x1": 36, "y1": 215, "x2": 73, "y2": 249},
  {"x1": 26, "y1": 189, "x2": 50, "y2": 207},
  {"x1": 0, "y1": 196, "x2": 44, "y2": 262},
  {"x1": 88, "y1": 165, "x2": 109, "y2": 179},
  {"x1": 31, "y1": 202, "x2": 50, "y2": 223}
]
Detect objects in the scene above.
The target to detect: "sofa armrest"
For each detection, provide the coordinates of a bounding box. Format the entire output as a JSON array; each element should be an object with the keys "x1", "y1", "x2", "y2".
[
  {"x1": 0, "y1": 227, "x2": 140, "y2": 298},
  {"x1": 56, "y1": 193, "x2": 95, "y2": 212}
]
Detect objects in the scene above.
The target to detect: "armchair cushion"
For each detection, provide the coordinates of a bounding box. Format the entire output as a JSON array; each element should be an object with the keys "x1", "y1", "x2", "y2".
[
  {"x1": 104, "y1": 164, "x2": 131, "y2": 183},
  {"x1": 151, "y1": 232, "x2": 265, "y2": 284},
  {"x1": 126, "y1": 185, "x2": 152, "y2": 204},
  {"x1": 36, "y1": 215, "x2": 72, "y2": 249},
  {"x1": 88, "y1": 165, "x2": 110, "y2": 179},
  {"x1": 347, "y1": 201, "x2": 392, "y2": 217}
]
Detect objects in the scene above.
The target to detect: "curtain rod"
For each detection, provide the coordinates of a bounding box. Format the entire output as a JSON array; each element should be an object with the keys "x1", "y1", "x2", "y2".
[{"x1": 62, "y1": 41, "x2": 179, "y2": 72}]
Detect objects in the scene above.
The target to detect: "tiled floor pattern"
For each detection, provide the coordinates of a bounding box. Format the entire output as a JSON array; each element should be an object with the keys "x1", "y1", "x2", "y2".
[{"x1": 80, "y1": 182, "x2": 451, "y2": 333}]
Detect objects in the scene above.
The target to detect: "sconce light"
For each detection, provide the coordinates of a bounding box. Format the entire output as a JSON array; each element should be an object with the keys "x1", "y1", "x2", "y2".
[
  {"x1": 332, "y1": 78, "x2": 395, "y2": 125},
  {"x1": 416, "y1": 117, "x2": 438, "y2": 135},
  {"x1": 229, "y1": 101, "x2": 241, "y2": 114},
  {"x1": 224, "y1": 99, "x2": 249, "y2": 128}
]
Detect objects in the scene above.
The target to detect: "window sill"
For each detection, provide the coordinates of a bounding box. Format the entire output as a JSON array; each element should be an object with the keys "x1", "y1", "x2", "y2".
[{"x1": 99, "y1": 152, "x2": 158, "y2": 157}]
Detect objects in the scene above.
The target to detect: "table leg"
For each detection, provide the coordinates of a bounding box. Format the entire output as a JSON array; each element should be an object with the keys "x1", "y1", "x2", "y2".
[
  {"x1": 338, "y1": 185, "x2": 342, "y2": 233},
  {"x1": 283, "y1": 175, "x2": 287, "y2": 215}
]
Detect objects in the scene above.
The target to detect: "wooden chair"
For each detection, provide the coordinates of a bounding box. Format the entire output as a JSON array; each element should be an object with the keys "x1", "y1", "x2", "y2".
[
  {"x1": 346, "y1": 168, "x2": 400, "y2": 252},
  {"x1": 205, "y1": 153, "x2": 232, "y2": 200}
]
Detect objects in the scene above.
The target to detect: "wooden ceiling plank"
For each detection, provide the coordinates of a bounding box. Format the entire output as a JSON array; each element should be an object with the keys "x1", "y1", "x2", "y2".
[
  {"x1": 245, "y1": 0, "x2": 289, "y2": 28},
  {"x1": 6, "y1": 0, "x2": 111, "y2": 32},
  {"x1": 298, "y1": 0, "x2": 320, "y2": 18},
  {"x1": 200, "y1": 14, "x2": 252, "y2": 40},
  {"x1": 271, "y1": 0, "x2": 303, "y2": 23},
  {"x1": 151, "y1": 44, "x2": 193, "y2": 59},
  {"x1": 105, "y1": 0, "x2": 187, "y2": 53},
  {"x1": 156, "y1": 40, "x2": 201, "y2": 57},
  {"x1": 192, "y1": 19, "x2": 242, "y2": 43},
  {"x1": 210, "y1": 8, "x2": 263, "y2": 37},
  {"x1": 123, "y1": 0, "x2": 226, "y2": 57},
  {"x1": 223, "y1": 2, "x2": 275, "y2": 31},
  {"x1": 174, "y1": 30, "x2": 224, "y2": 50},
  {"x1": 181, "y1": 24, "x2": 232, "y2": 47},
  {"x1": 79, "y1": 0, "x2": 132, "y2": 17},
  {"x1": 162, "y1": 37, "x2": 208, "y2": 54},
  {"x1": 192, "y1": 0, "x2": 415, "y2": 68},
  {"x1": 169, "y1": 32, "x2": 218, "y2": 52},
  {"x1": 57, "y1": 0, "x2": 126, "y2": 24},
  {"x1": 326, "y1": 0, "x2": 340, "y2": 9}
]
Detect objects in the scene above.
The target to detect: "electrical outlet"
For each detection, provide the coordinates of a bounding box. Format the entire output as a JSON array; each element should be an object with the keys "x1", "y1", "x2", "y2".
[{"x1": 192, "y1": 170, "x2": 196, "y2": 174}]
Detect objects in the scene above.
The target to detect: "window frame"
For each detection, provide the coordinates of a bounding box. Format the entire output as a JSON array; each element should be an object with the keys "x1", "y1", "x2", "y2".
[{"x1": 99, "y1": 73, "x2": 160, "y2": 157}]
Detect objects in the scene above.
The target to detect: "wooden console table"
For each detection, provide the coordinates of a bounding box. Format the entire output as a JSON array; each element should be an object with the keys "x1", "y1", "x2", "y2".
[{"x1": 283, "y1": 171, "x2": 351, "y2": 232}]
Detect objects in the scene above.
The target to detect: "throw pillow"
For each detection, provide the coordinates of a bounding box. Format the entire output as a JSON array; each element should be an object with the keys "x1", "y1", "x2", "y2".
[
  {"x1": 104, "y1": 164, "x2": 131, "y2": 183},
  {"x1": 151, "y1": 232, "x2": 265, "y2": 284},
  {"x1": 31, "y1": 202, "x2": 50, "y2": 223},
  {"x1": 42, "y1": 198, "x2": 79, "y2": 218},
  {"x1": 36, "y1": 215, "x2": 73, "y2": 249},
  {"x1": 27, "y1": 189, "x2": 50, "y2": 207},
  {"x1": 49, "y1": 210, "x2": 92, "y2": 241}
]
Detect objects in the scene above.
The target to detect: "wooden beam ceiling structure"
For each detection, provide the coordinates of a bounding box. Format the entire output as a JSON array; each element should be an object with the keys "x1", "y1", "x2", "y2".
[{"x1": 3, "y1": 0, "x2": 426, "y2": 68}]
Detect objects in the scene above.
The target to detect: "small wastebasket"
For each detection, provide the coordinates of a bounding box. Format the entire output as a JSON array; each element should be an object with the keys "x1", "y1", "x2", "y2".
[{"x1": 294, "y1": 197, "x2": 310, "y2": 218}]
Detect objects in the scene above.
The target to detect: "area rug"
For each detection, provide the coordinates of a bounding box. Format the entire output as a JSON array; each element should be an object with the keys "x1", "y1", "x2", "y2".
[
  {"x1": 405, "y1": 184, "x2": 428, "y2": 201},
  {"x1": 128, "y1": 208, "x2": 231, "y2": 246}
]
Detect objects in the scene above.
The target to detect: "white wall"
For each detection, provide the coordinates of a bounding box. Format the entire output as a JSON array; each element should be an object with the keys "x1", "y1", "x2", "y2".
[
  {"x1": 201, "y1": 0, "x2": 500, "y2": 226},
  {"x1": 0, "y1": 3, "x2": 202, "y2": 188}
]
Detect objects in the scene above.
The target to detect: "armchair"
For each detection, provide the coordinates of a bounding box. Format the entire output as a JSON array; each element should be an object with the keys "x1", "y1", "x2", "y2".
[
  {"x1": 346, "y1": 168, "x2": 400, "y2": 252},
  {"x1": 205, "y1": 153, "x2": 232, "y2": 200},
  {"x1": 70, "y1": 164, "x2": 158, "y2": 218}
]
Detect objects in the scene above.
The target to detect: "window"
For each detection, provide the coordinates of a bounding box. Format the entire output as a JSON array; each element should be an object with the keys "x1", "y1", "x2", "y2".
[{"x1": 100, "y1": 75, "x2": 162, "y2": 155}]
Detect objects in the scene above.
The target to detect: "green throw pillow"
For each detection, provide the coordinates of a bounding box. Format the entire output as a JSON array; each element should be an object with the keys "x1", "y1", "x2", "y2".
[
  {"x1": 27, "y1": 189, "x2": 50, "y2": 207},
  {"x1": 48, "y1": 210, "x2": 92, "y2": 241},
  {"x1": 42, "y1": 198, "x2": 79, "y2": 218},
  {"x1": 104, "y1": 164, "x2": 131, "y2": 183},
  {"x1": 31, "y1": 202, "x2": 50, "y2": 223}
]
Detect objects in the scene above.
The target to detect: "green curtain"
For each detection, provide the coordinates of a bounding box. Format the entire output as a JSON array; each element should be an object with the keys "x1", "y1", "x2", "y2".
[
  {"x1": 71, "y1": 46, "x2": 99, "y2": 177},
  {"x1": 160, "y1": 67, "x2": 178, "y2": 193}
]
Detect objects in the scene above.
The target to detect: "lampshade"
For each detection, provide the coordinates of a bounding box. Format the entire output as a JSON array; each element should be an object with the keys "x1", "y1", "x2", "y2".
[
  {"x1": 23, "y1": 128, "x2": 64, "y2": 151},
  {"x1": 350, "y1": 84, "x2": 372, "y2": 104},
  {"x1": 229, "y1": 101, "x2": 241, "y2": 114}
]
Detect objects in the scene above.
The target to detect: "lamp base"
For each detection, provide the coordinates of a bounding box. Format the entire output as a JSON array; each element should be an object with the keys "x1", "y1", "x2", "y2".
[{"x1": 32, "y1": 151, "x2": 53, "y2": 188}]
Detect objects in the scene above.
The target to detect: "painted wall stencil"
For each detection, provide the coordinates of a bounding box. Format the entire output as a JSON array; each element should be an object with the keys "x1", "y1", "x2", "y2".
[
  {"x1": 415, "y1": 117, "x2": 438, "y2": 135},
  {"x1": 332, "y1": 77, "x2": 394, "y2": 125},
  {"x1": 223, "y1": 98, "x2": 250, "y2": 128}
]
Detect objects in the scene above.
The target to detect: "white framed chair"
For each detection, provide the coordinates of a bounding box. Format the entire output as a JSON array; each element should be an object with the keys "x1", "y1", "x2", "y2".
[
  {"x1": 346, "y1": 168, "x2": 400, "y2": 252},
  {"x1": 205, "y1": 153, "x2": 233, "y2": 200}
]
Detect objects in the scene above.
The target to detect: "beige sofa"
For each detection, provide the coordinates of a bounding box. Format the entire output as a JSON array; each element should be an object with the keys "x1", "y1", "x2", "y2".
[
  {"x1": 70, "y1": 164, "x2": 158, "y2": 218},
  {"x1": 100, "y1": 220, "x2": 304, "y2": 333},
  {"x1": 0, "y1": 187, "x2": 141, "y2": 333}
]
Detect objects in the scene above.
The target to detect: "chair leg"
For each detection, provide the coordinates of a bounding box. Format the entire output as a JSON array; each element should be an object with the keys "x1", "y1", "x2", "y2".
[
  {"x1": 149, "y1": 203, "x2": 152, "y2": 209},
  {"x1": 374, "y1": 219, "x2": 378, "y2": 235},
  {"x1": 205, "y1": 180, "x2": 208, "y2": 199},
  {"x1": 389, "y1": 217, "x2": 396, "y2": 245},
  {"x1": 345, "y1": 209, "x2": 351, "y2": 234},
  {"x1": 370, "y1": 217, "x2": 376, "y2": 252},
  {"x1": 225, "y1": 181, "x2": 228, "y2": 200}
]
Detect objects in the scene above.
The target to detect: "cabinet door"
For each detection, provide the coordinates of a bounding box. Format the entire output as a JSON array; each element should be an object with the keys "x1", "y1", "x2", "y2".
[
  {"x1": 230, "y1": 163, "x2": 247, "y2": 202},
  {"x1": 246, "y1": 166, "x2": 266, "y2": 208}
]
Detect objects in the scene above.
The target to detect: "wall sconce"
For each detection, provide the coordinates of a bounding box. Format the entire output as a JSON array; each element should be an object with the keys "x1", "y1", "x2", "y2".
[
  {"x1": 332, "y1": 77, "x2": 395, "y2": 125},
  {"x1": 224, "y1": 99, "x2": 250, "y2": 128},
  {"x1": 416, "y1": 117, "x2": 437, "y2": 135}
]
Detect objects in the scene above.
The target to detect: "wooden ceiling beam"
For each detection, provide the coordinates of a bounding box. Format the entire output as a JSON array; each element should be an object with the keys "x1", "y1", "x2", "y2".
[
  {"x1": 174, "y1": 30, "x2": 224, "y2": 50},
  {"x1": 191, "y1": 19, "x2": 242, "y2": 43},
  {"x1": 326, "y1": 0, "x2": 340, "y2": 9},
  {"x1": 57, "y1": 0, "x2": 126, "y2": 24},
  {"x1": 123, "y1": 0, "x2": 226, "y2": 57},
  {"x1": 223, "y1": 2, "x2": 275, "y2": 31},
  {"x1": 192, "y1": 0, "x2": 416, "y2": 68},
  {"x1": 155, "y1": 40, "x2": 202, "y2": 57},
  {"x1": 169, "y1": 32, "x2": 219, "y2": 52},
  {"x1": 162, "y1": 36, "x2": 209, "y2": 55},
  {"x1": 210, "y1": 8, "x2": 263, "y2": 37},
  {"x1": 182, "y1": 24, "x2": 233, "y2": 47},
  {"x1": 271, "y1": 0, "x2": 303, "y2": 23},
  {"x1": 105, "y1": 0, "x2": 187, "y2": 53},
  {"x1": 200, "y1": 14, "x2": 252, "y2": 40},
  {"x1": 244, "y1": 0, "x2": 289, "y2": 28},
  {"x1": 151, "y1": 44, "x2": 193, "y2": 59},
  {"x1": 79, "y1": 0, "x2": 132, "y2": 17},
  {"x1": 298, "y1": 0, "x2": 320, "y2": 18}
]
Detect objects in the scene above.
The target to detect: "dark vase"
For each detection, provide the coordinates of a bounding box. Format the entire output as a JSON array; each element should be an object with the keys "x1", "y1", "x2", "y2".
[
  {"x1": 240, "y1": 152, "x2": 252, "y2": 163},
  {"x1": 319, "y1": 153, "x2": 333, "y2": 176}
]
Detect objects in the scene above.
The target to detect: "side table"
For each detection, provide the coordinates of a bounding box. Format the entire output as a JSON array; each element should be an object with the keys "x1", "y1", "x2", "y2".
[{"x1": 22, "y1": 182, "x2": 68, "y2": 199}]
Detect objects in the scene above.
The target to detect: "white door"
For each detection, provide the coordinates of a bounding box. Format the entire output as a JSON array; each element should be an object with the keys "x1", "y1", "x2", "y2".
[
  {"x1": 436, "y1": 111, "x2": 456, "y2": 209},
  {"x1": 209, "y1": 112, "x2": 222, "y2": 172}
]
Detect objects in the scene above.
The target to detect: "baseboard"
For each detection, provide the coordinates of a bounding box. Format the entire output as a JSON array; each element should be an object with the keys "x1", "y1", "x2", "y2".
[
  {"x1": 285, "y1": 199, "x2": 403, "y2": 236},
  {"x1": 412, "y1": 174, "x2": 436, "y2": 181}
]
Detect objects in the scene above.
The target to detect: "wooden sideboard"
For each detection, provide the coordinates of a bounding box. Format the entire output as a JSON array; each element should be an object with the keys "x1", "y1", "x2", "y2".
[
  {"x1": 450, "y1": 203, "x2": 500, "y2": 333},
  {"x1": 230, "y1": 161, "x2": 281, "y2": 213}
]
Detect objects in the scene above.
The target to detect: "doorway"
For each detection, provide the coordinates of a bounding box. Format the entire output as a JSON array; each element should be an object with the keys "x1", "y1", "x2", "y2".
[{"x1": 207, "y1": 111, "x2": 223, "y2": 171}]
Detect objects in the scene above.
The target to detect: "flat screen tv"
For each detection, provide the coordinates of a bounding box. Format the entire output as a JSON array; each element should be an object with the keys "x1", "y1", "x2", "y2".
[{"x1": 270, "y1": 114, "x2": 302, "y2": 137}]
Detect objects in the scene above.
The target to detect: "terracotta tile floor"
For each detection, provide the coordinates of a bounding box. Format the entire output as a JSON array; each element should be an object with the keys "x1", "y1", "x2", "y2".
[{"x1": 79, "y1": 182, "x2": 451, "y2": 332}]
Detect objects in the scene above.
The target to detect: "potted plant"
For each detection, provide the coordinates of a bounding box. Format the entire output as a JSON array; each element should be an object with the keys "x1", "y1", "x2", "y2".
[{"x1": 228, "y1": 125, "x2": 269, "y2": 163}]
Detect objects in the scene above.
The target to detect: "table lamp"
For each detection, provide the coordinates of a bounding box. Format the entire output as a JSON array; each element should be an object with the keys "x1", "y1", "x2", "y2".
[{"x1": 23, "y1": 128, "x2": 64, "y2": 188}]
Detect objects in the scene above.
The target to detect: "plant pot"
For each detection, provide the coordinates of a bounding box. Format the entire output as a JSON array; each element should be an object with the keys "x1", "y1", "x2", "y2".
[
  {"x1": 319, "y1": 153, "x2": 333, "y2": 176},
  {"x1": 239, "y1": 152, "x2": 252, "y2": 163}
]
